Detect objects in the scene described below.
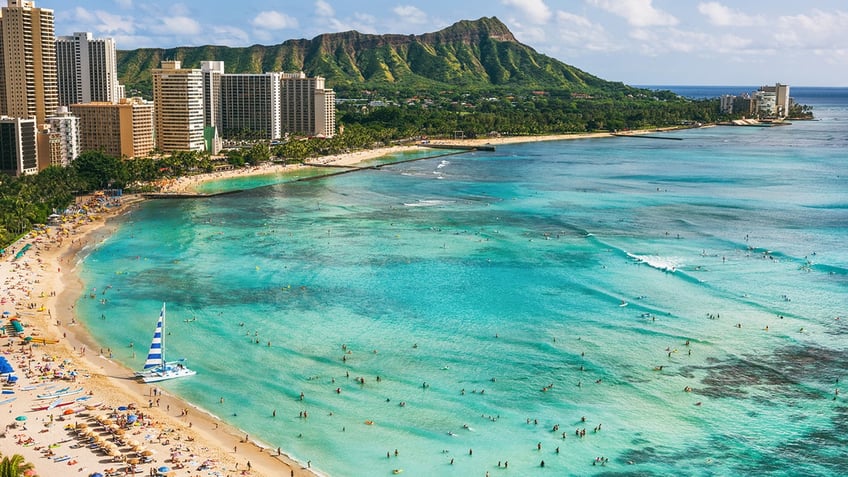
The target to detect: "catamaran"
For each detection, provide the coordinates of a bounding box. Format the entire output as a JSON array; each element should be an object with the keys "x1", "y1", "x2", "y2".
[{"x1": 135, "y1": 303, "x2": 196, "y2": 383}]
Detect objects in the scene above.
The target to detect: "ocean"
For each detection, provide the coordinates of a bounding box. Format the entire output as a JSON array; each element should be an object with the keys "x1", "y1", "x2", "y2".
[{"x1": 77, "y1": 86, "x2": 848, "y2": 476}]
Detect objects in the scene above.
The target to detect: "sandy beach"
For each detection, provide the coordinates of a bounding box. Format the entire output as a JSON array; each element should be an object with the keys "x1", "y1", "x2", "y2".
[
  {"x1": 0, "y1": 195, "x2": 317, "y2": 477},
  {"x1": 0, "y1": 129, "x2": 678, "y2": 476}
]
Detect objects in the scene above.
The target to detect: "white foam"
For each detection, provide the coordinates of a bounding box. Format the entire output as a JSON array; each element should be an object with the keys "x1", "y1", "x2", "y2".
[
  {"x1": 403, "y1": 199, "x2": 456, "y2": 207},
  {"x1": 628, "y1": 253, "x2": 683, "y2": 272}
]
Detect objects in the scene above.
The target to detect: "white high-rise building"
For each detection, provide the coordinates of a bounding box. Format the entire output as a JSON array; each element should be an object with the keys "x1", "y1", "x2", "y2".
[
  {"x1": 45, "y1": 106, "x2": 79, "y2": 166},
  {"x1": 152, "y1": 61, "x2": 205, "y2": 153},
  {"x1": 200, "y1": 61, "x2": 223, "y2": 133},
  {"x1": 56, "y1": 32, "x2": 123, "y2": 106}
]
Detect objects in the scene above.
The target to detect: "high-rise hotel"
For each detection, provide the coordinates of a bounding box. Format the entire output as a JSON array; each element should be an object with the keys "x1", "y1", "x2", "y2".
[
  {"x1": 153, "y1": 61, "x2": 205, "y2": 153},
  {"x1": 56, "y1": 31, "x2": 124, "y2": 106},
  {"x1": 281, "y1": 73, "x2": 335, "y2": 138},
  {"x1": 0, "y1": 0, "x2": 57, "y2": 126},
  {"x1": 196, "y1": 62, "x2": 336, "y2": 143}
]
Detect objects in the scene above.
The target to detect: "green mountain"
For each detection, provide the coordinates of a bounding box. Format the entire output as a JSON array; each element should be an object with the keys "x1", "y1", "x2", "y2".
[{"x1": 117, "y1": 17, "x2": 633, "y2": 97}]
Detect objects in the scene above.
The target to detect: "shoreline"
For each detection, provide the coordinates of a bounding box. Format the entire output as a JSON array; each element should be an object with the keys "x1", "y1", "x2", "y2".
[
  {"x1": 0, "y1": 196, "x2": 318, "y2": 477},
  {"x1": 0, "y1": 127, "x2": 690, "y2": 476},
  {"x1": 168, "y1": 128, "x2": 691, "y2": 193}
]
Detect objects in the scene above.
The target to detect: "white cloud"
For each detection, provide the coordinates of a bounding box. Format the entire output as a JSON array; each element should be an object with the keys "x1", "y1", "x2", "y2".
[
  {"x1": 114, "y1": 0, "x2": 132, "y2": 8},
  {"x1": 73, "y1": 6, "x2": 96, "y2": 23},
  {"x1": 210, "y1": 25, "x2": 250, "y2": 46},
  {"x1": 315, "y1": 0, "x2": 335, "y2": 18},
  {"x1": 627, "y1": 27, "x2": 756, "y2": 56},
  {"x1": 553, "y1": 10, "x2": 618, "y2": 53},
  {"x1": 774, "y1": 9, "x2": 848, "y2": 50},
  {"x1": 152, "y1": 16, "x2": 201, "y2": 36},
  {"x1": 698, "y1": 2, "x2": 764, "y2": 27},
  {"x1": 251, "y1": 11, "x2": 299, "y2": 30},
  {"x1": 393, "y1": 5, "x2": 427, "y2": 25},
  {"x1": 502, "y1": 0, "x2": 552, "y2": 24},
  {"x1": 170, "y1": 3, "x2": 190, "y2": 17},
  {"x1": 587, "y1": 0, "x2": 678, "y2": 27},
  {"x1": 71, "y1": 7, "x2": 135, "y2": 35}
]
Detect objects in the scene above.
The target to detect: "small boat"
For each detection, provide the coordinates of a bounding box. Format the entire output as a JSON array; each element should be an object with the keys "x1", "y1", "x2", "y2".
[
  {"x1": 135, "y1": 303, "x2": 196, "y2": 383},
  {"x1": 31, "y1": 395, "x2": 90, "y2": 411},
  {"x1": 35, "y1": 387, "x2": 83, "y2": 400}
]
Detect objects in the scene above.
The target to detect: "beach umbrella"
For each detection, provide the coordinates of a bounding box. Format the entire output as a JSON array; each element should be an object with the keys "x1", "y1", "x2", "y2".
[
  {"x1": 141, "y1": 450, "x2": 153, "y2": 456},
  {"x1": 90, "y1": 473, "x2": 104, "y2": 477},
  {"x1": 158, "y1": 467, "x2": 170, "y2": 473},
  {"x1": 15, "y1": 415, "x2": 26, "y2": 421}
]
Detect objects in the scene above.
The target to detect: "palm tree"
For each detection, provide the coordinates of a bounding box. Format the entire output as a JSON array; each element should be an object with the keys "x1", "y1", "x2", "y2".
[{"x1": 0, "y1": 453, "x2": 36, "y2": 477}]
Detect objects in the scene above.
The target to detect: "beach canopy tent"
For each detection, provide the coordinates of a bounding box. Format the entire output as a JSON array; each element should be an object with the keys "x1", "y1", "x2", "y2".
[
  {"x1": 10, "y1": 319, "x2": 23, "y2": 334},
  {"x1": 0, "y1": 357, "x2": 13, "y2": 375}
]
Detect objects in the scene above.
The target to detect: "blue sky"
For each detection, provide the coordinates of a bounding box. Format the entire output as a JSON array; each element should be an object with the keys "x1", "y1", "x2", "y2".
[{"x1": 49, "y1": 0, "x2": 847, "y2": 86}]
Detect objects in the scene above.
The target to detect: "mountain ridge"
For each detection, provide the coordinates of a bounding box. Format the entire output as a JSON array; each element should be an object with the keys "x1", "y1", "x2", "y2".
[{"x1": 117, "y1": 17, "x2": 633, "y2": 96}]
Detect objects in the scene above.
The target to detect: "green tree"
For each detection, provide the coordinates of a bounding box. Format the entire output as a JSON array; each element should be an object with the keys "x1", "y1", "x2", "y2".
[
  {"x1": 0, "y1": 453, "x2": 35, "y2": 477},
  {"x1": 244, "y1": 143, "x2": 270, "y2": 164},
  {"x1": 72, "y1": 150, "x2": 128, "y2": 192}
]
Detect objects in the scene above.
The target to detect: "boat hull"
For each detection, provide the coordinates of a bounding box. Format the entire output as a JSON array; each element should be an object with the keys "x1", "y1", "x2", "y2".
[{"x1": 137, "y1": 367, "x2": 196, "y2": 383}]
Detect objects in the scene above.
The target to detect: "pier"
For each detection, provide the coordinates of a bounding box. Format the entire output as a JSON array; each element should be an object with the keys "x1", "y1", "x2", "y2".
[
  {"x1": 142, "y1": 190, "x2": 244, "y2": 199},
  {"x1": 422, "y1": 144, "x2": 496, "y2": 151}
]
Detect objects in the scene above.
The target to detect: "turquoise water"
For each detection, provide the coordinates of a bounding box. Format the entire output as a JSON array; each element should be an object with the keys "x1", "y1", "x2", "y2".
[{"x1": 78, "y1": 92, "x2": 848, "y2": 476}]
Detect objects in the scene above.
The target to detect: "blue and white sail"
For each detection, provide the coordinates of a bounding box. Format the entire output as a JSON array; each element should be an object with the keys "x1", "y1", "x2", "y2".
[
  {"x1": 143, "y1": 304, "x2": 166, "y2": 370},
  {"x1": 135, "y1": 303, "x2": 196, "y2": 383}
]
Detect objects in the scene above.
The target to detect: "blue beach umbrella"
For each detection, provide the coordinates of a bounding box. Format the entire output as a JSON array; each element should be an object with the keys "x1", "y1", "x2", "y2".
[
  {"x1": 157, "y1": 466, "x2": 170, "y2": 473},
  {"x1": 89, "y1": 473, "x2": 104, "y2": 477}
]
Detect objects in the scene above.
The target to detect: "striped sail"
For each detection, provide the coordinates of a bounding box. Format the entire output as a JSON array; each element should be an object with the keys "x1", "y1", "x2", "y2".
[{"x1": 143, "y1": 303, "x2": 165, "y2": 370}]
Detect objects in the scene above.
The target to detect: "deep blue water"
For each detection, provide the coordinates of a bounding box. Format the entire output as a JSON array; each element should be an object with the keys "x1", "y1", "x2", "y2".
[{"x1": 75, "y1": 92, "x2": 848, "y2": 476}]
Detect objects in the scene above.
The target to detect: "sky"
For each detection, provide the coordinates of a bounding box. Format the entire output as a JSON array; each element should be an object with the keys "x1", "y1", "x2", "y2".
[{"x1": 48, "y1": 0, "x2": 848, "y2": 86}]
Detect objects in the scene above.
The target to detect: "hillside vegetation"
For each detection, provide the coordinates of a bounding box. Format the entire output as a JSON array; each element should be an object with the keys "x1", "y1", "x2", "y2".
[{"x1": 117, "y1": 17, "x2": 639, "y2": 97}]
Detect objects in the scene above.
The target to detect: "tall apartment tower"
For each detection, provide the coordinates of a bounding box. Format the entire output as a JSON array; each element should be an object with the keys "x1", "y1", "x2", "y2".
[
  {"x1": 152, "y1": 61, "x2": 205, "y2": 153},
  {"x1": 0, "y1": 0, "x2": 58, "y2": 126},
  {"x1": 280, "y1": 73, "x2": 336, "y2": 138},
  {"x1": 56, "y1": 32, "x2": 123, "y2": 106},
  {"x1": 200, "y1": 61, "x2": 223, "y2": 133},
  {"x1": 0, "y1": 116, "x2": 37, "y2": 175},
  {"x1": 220, "y1": 73, "x2": 282, "y2": 140},
  {"x1": 45, "y1": 106, "x2": 80, "y2": 166}
]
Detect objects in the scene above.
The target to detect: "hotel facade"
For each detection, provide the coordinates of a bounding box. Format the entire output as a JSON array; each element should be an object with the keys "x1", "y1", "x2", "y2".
[
  {"x1": 152, "y1": 61, "x2": 205, "y2": 153},
  {"x1": 70, "y1": 98, "x2": 155, "y2": 159},
  {"x1": 56, "y1": 31, "x2": 123, "y2": 106}
]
